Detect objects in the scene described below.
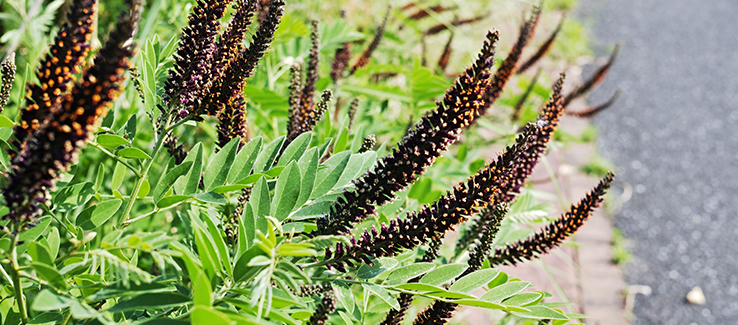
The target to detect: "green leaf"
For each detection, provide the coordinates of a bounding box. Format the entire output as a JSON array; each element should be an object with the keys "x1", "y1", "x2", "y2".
[
  {"x1": 94, "y1": 164, "x2": 105, "y2": 192},
  {"x1": 47, "y1": 227, "x2": 60, "y2": 259},
  {"x1": 118, "y1": 147, "x2": 151, "y2": 159},
  {"x1": 511, "y1": 306, "x2": 569, "y2": 320},
  {"x1": 392, "y1": 283, "x2": 445, "y2": 293},
  {"x1": 30, "y1": 263, "x2": 67, "y2": 290},
  {"x1": 138, "y1": 180, "x2": 150, "y2": 198},
  {"x1": 53, "y1": 182, "x2": 94, "y2": 212},
  {"x1": 449, "y1": 269, "x2": 501, "y2": 294},
  {"x1": 193, "y1": 192, "x2": 227, "y2": 205},
  {"x1": 277, "y1": 132, "x2": 311, "y2": 166},
  {"x1": 488, "y1": 271, "x2": 508, "y2": 288},
  {"x1": 333, "y1": 127, "x2": 349, "y2": 153},
  {"x1": 295, "y1": 147, "x2": 319, "y2": 208},
  {"x1": 252, "y1": 136, "x2": 285, "y2": 173},
  {"x1": 194, "y1": 226, "x2": 222, "y2": 280},
  {"x1": 88, "y1": 282, "x2": 176, "y2": 301},
  {"x1": 173, "y1": 142, "x2": 203, "y2": 195},
  {"x1": 502, "y1": 292, "x2": 542, "y2": 306},
  {"x1": 27, "y1": 241, "x2": 53, "y2": 265},
  {"x1": 419, "y1": 264, "x2": 468, "y2": 286},
  {"x1": 361, "y1": 283, "x2": 400, "y2": 310},
  {"x1": 239, "y1": 203, "x2": 255, "y2": 251},
  {"x1": 107, "y1": 293, "x2": 191, "y2": 312},
  {"x1": 0, "y1": 115, "x2": 15, "y2": 127},
  {"x1": 111, "y1": 161, "x2": 126, "y2": 190},
  {"x1": 32, "y1": 290, "x2": 73, "y2": 311},
  {"x1": 426, "y1": 291, "x2": 477, "y2": 300},
  {"x1": 212, "y1": 184, "x2": 248, "y2": 194},
  {"x1": 276, "y1": 243, "x2": 316, "y2": 257},
  {"x1": 153, "y1": 161, "x2": 193, "y2": 203},
  {"x1": 310, "y1": 151, "x2": 351, "y2": 199},
  {"x1": 97, "y1": 134, "x2": 129, "y2": 148},
  {"x1": 204, "y1": 138, "x2": 239, "y2": 190},
  {"x1": 156, "y1": 195, "x2": 191, "y2": 208},
  {"x1": 247, "y1": 177, "x2": 270, "y2": 235},
  {"x1": 228, "y1": 137, "x2": 263, "y2": 183},
  {"x1": 384, "y1": 263, "x2": 435, "y2": 286},
  {"x1": 190, "y1": 306, "x2": 233, "y2": 325},
  {"x1": 76, "y1": 199, "x2": 122, "y2": 230},
  {"x1": 192, "y1": 266, "x2": 213, "y2": 306},
  {"x1": 334, "y1": 152, "x2": 374, "y2": 190},
  {"x1": 453, "y1": 299, "x2": 506, "y2": 311},
  {"x1": 334, "y1": 282, "x2": 355, "y2": 314},
  {"x1": 203, "y1": 212, "x2": 231, "y2": 276},
  {"x1": 356, "y1": 258, "x2": 398, "y2": 279},
  {"x1": 480, "y1": 281, "x2": 530, "y2": 302},
  {"x1": 270, "y1": 162, "x2": 301, "y2": 221}
]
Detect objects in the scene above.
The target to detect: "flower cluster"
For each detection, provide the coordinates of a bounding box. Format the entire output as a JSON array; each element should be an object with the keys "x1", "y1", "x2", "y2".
[
  {"x1": 437, "y1": 33, "x2": 454, "y2": 72},
  {"x1": 0, "y1": 53, "x2": 16, "y2": 112},
  {"x1": 568, "y1": 89, "x2": 622, "y2": 118},
  {"x1": 425, "y1": 16, "x2": 485, "y2": 36},
  {"x1": 490, "y1": 172, "x2": 614, "y2": 266},
  {"x1": 481, "y1": 6, "x2": 541, "y2": 117},
  {"x1": 312, "y1": 30, "x2": 501, "y2": 237},
  {"x1": 349, "y1": 9, "x2": 389, "y2": 75},
  {"x1": 412, "y1": 301, "x2": 457, "y2": 325},
  {"x1": 330, "y1": 41, "x2": 351, "y2": 82},
  {"x1": 11, "y1": 0, "x2": 97, "y2": 152},
  {"x1": 2, "y1": 0, "x2": 139, "y2": 228},
  {"x1": 517, "y1": 15, "x2": 566, "y2": 74},
  {"x1": 287, "y1": 21, "x2": 328, "y2": 143},
  {"x1": 163, "y1": 0, "x2": 228, "y2": 109},
  {"x1": 563, "y1": 44, "x2": 620, "y2": 109},
  {"x1": 321, "y1": 74, "x2": 565, "y2": 271},
  {"x1": 308, "y1": 290, "x2": 337, "y2": 325},
  {"x1": 358, "y1": 134, "x2": 376, "y2": 153}
]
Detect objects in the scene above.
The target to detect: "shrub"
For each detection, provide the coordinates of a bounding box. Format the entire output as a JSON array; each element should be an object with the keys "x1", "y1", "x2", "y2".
[{"x1": 0, "y1": 0, "x2": 617, "y2": 324}]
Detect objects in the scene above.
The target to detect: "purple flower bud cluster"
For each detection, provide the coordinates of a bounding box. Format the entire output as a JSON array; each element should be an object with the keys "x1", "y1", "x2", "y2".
[
  {"x1": 490, "y1": 172, "x2": 614, "y2": 266},
  {"x1": 480, "y1": 6, "x2": 542, "y2": 118},
  {"x1": 163, "y1": 0, "x2": 229, "y2": 109},
  {"x1": 312, "y1": 31, "x2": 500, "y2": 237},
  {"x1": 321, "y1": 74, "x2": 566, "y2": 271},
  {"x1": 350, "y1": 9, "x2": 389, "y2": 75}
]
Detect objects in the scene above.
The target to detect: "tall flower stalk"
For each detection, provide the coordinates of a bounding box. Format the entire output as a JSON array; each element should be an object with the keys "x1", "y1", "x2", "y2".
[
  {"x1": 490, "y1": 172, "x2": 614, "y2": 265},
  {"x1": 312, "y1": 30, "x2": 501, "y2": 237},
  {"x1": 320, "y1": 75, "x2": 566, "y2": 271},
  {"x1": 10, "y1": 0, "x2": 98, "y2": 154}
]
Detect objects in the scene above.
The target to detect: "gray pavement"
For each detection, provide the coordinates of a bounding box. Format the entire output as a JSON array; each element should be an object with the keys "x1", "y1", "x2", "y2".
[{"x1": 576, "y1": 0, "x2": 738, "y2": 324}]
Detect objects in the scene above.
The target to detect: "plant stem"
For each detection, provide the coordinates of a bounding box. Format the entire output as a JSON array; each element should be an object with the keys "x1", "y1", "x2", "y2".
[
  {"x1": 88, "y1": 141, "x2": 143, "y2": 177},
  {"x1": 118, "y1": 113, "x2": 195, "y2": 227},
  {"x1": 9, "y1": 230, "x2": 28, "y2": 324},
  {"x1": 60, "y1": 310, "x2": 73, "y2": 325},
  {"x1": 122, "y1": 202, "x2": 183, "y2": 227}
]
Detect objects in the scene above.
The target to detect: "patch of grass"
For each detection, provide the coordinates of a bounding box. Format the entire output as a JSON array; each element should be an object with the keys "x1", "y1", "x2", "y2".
[{"x1": 611, "y1": 228, "x2": 632, "y2": 266}]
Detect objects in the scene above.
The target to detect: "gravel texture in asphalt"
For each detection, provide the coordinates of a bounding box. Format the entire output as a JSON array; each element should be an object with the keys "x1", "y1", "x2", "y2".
[{"x1": 576, "y1": 0, "x2": 738, "y2": 324}]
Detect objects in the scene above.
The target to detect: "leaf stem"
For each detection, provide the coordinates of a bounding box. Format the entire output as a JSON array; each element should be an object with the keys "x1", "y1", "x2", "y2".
[
  {"x1": 121, "y1": 202, "x2": 183, "y2": 227},
  {"x1": 9, "y1": 229, "x2": 28, "y2": 324},
  {"x1": 88, "y1": 141, "x2": 143, "y2": 177}
]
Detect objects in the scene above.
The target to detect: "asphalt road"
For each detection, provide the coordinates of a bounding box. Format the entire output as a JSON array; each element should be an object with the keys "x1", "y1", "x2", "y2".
[{"x1": 576, "y1": 1, "x2": 738, "y2": 324}]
